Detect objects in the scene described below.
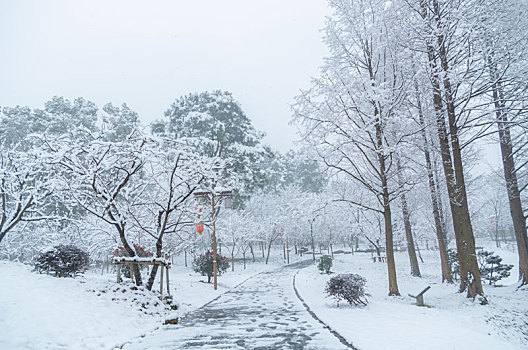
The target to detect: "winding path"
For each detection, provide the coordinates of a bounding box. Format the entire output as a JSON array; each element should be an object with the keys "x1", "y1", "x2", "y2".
[{"x1": 123, "y1": 260, "x2": 351, "y2": 350}]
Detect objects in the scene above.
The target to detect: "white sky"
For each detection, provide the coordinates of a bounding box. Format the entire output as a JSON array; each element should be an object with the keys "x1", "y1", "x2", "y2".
[{"x1": 0, "y1": 0, "x2": 331, "y2": 152}]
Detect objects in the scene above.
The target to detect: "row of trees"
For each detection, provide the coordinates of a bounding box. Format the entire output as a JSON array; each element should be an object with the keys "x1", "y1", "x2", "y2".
[
  {"x1": 0, "y1": 92, "x2": 326, "y2": 290},
  {"x1": 292, "y1": 0, "x2": 528, "y2": 298}
]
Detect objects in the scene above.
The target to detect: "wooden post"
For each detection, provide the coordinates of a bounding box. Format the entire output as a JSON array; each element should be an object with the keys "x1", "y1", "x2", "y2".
[
  {"x1": 212, "y1": 191, "x2": 218, "y2": 291},
  {"x1": 160, "y1": 265, "x2": 164, "y2": 295},
  {"x1": 286, "y1": 238, "x2": 290, "y2": 265},
  {"x1": 283, "y1": 242, "x2": 286, "y2": 261},
  {"x1": 166, "y1": 264, "x2": 170, "y2": 296},
  {"x1": 117, "y1": 264, "x2": 121, "y2": 283}
]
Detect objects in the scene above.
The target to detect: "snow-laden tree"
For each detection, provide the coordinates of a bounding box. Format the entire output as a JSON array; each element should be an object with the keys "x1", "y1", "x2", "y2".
[
  {"x1": 293, "y1": 0, "x2": 416, "y2": 296},
  {"x1": 0, "y1": 135, "x2": 57, "y2": 245},
  {"x1": 0, "y1": 97, "x2": 99, "y2": 246},
  {"x1": 217, "y1": 209, "x2": 256, "y2": 271},
  {"x1": 152, "y1": 90, "x2": 269, "y2": 204},
  {"x1": 53, "y1": 127, "x2": 148, "y2": 286},
  {"x1": 127, "y1": 138, "x2": 215, "y2": 290},
  {"x1": 404, "y1": 0, "x2": 487, "y2": 297},
  {"x1": 471, "y1": 0, "x2": 528, "y2": 285}
]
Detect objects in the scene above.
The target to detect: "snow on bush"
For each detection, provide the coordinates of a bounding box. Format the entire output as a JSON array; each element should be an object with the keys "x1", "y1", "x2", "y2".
[
  {"x1": 448, "y1": 248, "x2": 513, "y2": 286},
  {"x1": 318, "y1": 255, "x2": 333, "y2": 274},
  {"x1": 325, "y1": 273, "x2": 368, "y2": 306},
  {"x1": 477, "y1": 250, "x2": 513, "y2": 285},
  {"x1": 34, "y1": 245, "x2": 90, "y2": 277},
  {"x1": 192, "y1": 251, "x2": 229, "y2": 283}
]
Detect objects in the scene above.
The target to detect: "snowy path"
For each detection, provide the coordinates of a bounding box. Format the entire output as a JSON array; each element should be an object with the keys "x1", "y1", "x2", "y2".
[{"x1": 122, "y1": 260, "x2": 349, "y2": 350}]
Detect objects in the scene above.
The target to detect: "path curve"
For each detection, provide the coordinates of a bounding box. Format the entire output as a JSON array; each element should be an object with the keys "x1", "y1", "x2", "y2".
[{"x1": 122, "y1": 260, "x2": 349, "y2": 350}]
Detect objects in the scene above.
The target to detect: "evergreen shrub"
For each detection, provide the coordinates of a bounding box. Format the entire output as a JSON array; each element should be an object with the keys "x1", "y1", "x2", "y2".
[
  {"x1": 448, "y1": 248, "x2": 512, "y2": 286},
  {"x1": 193, "y1": 251, "x2": 229, "y2": 283},
  {"x1": 477, "y1": 250, "x2": 513, "y2": 285},
  {"x1": 325, "y1": 273, "x2": 368, "y2": 306},
  {"x1": 34, "y1": 245, "x2": 90, "y2": 277},
  {"x1": 318, "y1": 255, "x2": 333, "y2": 274}
]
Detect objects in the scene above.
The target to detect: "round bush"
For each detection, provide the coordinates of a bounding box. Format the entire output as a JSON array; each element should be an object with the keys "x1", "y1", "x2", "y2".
[
  {"x1": 192, "y1": 251, "x2": 229, "y2": 283},
  {"x1": 34, "y1": 245, "x2": 90, "y2": 277},
  {"x1": 318, "y1": 255, "x2": 333, "y2": 274},
  {"x1": 325, "y1": 273, "x2": 368, "y2": 306}
]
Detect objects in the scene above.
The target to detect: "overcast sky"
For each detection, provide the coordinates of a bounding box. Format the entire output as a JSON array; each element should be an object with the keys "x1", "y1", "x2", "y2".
[{"x1": 0, "y1": 0, "x2": 331, "y2": 152}]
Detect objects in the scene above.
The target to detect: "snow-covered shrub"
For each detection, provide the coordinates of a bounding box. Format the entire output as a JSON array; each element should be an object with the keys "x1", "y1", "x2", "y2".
[
  {"x1": 34, "y1": 245, "x2": 90, "y2": 277},
  {"x1": 448, "y1": 249, "x2": 512, "y2": 286},
  {"x1": 447, "y1": 249, "x2": 460, "y2": 280},
  {"x1": 477, "y1": 250, "x2": 513, "y2": 285},
  {"x1": 318, "y1": 255, "x2": 333, "y2": 274},
  {"x1": 325, "y1": 273, "x2": 368, "y2": 306},
  {"x1": 192, "y1": 251, "x2": 229, "y2": 283}
]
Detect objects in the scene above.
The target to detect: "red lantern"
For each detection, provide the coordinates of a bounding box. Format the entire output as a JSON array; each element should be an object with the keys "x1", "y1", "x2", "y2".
[{"x1": 196, "y1": 223, "x2": 204, "y2": 234}]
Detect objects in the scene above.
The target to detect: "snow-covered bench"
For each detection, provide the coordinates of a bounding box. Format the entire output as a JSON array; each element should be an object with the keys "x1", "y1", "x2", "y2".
[
  {"x1": 408, "y1": 286, "x2": 431, "y2": 306},
  {"x1": 372, "y1": 255, "x2": 386, "y2": 262}
]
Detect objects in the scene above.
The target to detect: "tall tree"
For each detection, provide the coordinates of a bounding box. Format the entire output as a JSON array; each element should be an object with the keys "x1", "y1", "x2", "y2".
[
  {"x1": 475, "y1": 0, "x2": 528, "y2": 285},
  {"x1": 411, "y1": 0, "x2": 484, "y2": 297},
  {"x1": 152, "y1": 90, "x2": 268, "y2": 203},
  {"x1": 293, "y1": 0, "x2": 415, "y2": 296}
]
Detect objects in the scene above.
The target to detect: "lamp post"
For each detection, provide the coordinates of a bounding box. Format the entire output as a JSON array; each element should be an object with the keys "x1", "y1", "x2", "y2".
[{"x1": 194, "y1": 184, "x2": 232, "y2": 290}]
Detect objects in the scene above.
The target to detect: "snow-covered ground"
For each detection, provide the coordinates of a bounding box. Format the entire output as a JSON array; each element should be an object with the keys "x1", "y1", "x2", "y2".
[
  {"x1": 296, "y1": 245, "x2": 528, "y2": 350},
  {"x1": 0, "y1": 253, "x2": 283, "y2": 350},
  {"x1": 1, "y1": 244, "x2": 526, "y2": 350}
]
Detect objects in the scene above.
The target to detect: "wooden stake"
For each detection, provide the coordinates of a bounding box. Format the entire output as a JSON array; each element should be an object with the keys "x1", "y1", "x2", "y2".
[
  {"x1": 160, "y1": 265, "x2": 164, "y2": 295},
  {"x1": 166, "y1": 264, "x2": 170, "y2": 296},
  {"x1": 286, "y1": 238, "x2": 290, "y2": 265}
]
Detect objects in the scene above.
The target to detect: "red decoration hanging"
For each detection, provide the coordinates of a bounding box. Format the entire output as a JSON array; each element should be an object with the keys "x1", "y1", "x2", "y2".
[{"x1": 196, "y1": 223, "x2": 204, "y2": 234}]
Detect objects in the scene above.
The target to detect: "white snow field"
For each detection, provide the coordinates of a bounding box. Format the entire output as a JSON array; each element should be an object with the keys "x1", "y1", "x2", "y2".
[
  {"x1": 296, "y1": 247, "x2": 528, "y2": 350},
  {"x1": 0, "y1": 255, "x2": 274, "y2": 350},
  {"x1": 1, "y1": 245, "x2": 527, "y2": 350}
]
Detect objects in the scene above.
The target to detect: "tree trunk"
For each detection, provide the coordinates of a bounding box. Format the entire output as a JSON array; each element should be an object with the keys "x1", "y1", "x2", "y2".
[
  {"x1": 117, "y1": 227, "x2": 142, "y2": 287},
  {"x1": 418, "y1": 0, "x2": 483, "y2": 297},
  {"x1": 231, "y1": 246, "x2": 235, "y2": 271},
  {"x1": 438, "y1": 45, "x2": 483, "y2": 297},
  {"x1": 383, "y1": 205, "x2": 400, "y2": 296},
  {"x1": 401, "y1": 192, "x2": 421, "y2": 277},
  {"x1": 310, "y1": 222, "x2": 316, "y2": 263},
  {"x1": 489, "y1": 57, "x2": 528, "y2": 285},
  {"x1": 146, "y1": 240, "x2": 163, "y2": 291},
  {"x1": 265, "y1": 239, "x2": 272, "y2": 265},
  {"x1": 249, "y1": 242, "x2": 255, "y2": 262},
  {"x1": 396, "y1": 157, "x2": 421, "y2": 277},
  {"x1": 414, "y1": 75, "x2": 452, "y2": 282}
]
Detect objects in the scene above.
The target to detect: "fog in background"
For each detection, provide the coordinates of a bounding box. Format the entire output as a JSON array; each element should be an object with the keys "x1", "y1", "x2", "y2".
[{"x1": 0, "y1": 0, "x2": 330, "y2": 151}]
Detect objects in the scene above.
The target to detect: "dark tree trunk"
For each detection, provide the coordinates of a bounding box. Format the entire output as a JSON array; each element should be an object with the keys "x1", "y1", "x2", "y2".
[
  {"x1": 438, "y1": 46, "x2": 483, "y2": 298},
  {"x1": 310, "y1": 222, "x2": 316, "y2": 263},
  {"x1": 117, "y1": 227, "x2": 143, "y2": 286},
  {"x1": 265, "y1": 240, "x2": 272, "y2": 265},
  {"x1": 249, "y1": 242, "x2": 255, "y2": 262},
  {"x1": 396, "y1": 157, "x2": 421, "y2": 277},
  {"x1": 401, "y1": 192, "x2": 421, "y2": 277},
  {"x1": 488, "y1": 57, "x2": 528, "y2": 285},
  {"x1": 414, "y1": 75, "x2": 452, "y2": 282},
  {"x1": 146, "y1": 240, "x2": 163, "y2": 291},
  {"x1": 375, "y1": 120, "x2": 400, "y2": 296},
  {"x1": 418, "y1": 0, "x2": 483, "y2": 297}
]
